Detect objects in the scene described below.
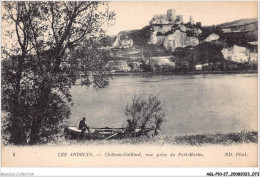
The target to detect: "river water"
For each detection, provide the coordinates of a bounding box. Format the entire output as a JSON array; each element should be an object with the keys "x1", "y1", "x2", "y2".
[{"x1": 69, "y1": 74, "x2": 258, "y2": 135}]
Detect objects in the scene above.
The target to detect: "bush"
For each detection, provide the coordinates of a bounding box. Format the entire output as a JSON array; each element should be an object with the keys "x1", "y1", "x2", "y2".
[{"x1": 124, "y1": 95, "x2": 166, "y2": 137}]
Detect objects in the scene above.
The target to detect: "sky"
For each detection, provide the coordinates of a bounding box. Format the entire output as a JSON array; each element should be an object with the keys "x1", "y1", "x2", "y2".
[{"x1": 105, "y1": 1, "x2": 258, "y2": 35}]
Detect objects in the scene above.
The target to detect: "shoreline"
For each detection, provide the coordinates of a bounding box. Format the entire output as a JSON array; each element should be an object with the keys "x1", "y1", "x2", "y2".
[{"x1": 110, "y1": 70, "x2": 258, "y2": 77}]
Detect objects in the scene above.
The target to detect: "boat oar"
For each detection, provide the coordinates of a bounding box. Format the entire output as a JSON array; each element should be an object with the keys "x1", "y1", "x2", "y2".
[{"x1": 103, "y1": 133, "x2": 118, "y2": 140}]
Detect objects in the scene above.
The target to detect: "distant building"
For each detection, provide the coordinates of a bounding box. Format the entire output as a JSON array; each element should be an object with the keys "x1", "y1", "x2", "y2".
[
  {"x1": 106, "y1": 60, "x2": 131, "y2": 72},
  {"x1": 195, "y1": 65, "x2": 202, "y2": 71}
]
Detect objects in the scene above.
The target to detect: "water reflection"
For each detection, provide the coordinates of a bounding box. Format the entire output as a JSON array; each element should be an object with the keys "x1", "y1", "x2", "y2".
[{"x1": 70, "y1": 74, "x2": 258, "y2": 135}]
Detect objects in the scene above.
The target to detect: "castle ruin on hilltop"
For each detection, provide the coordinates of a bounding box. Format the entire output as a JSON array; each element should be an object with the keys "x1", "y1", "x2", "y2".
[
  {"x1": 148, "y1": 9, "x2": 202, "y2": 51},
  {"x1": 149, "y1": 9, "x2": 201, "y2": 32},
  {"x1": 150, "y1": 9, "x2": 182, "y2": 25}
]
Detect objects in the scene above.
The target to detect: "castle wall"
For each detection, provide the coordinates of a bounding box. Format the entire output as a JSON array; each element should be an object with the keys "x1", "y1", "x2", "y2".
[
  {"x1": 153, "y1": 25, "x2": 172, "y2": 34},
  {"x1": 176, "y1": 15, "x2": 183, "y2": 23}
]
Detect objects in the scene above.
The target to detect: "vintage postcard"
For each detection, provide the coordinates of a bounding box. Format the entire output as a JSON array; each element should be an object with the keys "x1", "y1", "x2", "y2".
[{"x1": 1, "y1": 1, "x2": 258, "y2": 170}]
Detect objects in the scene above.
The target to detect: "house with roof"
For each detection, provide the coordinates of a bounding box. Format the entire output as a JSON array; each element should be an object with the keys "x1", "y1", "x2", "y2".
[{"x1": 106, "y1": 60, "x2": 131, "y2": 72}]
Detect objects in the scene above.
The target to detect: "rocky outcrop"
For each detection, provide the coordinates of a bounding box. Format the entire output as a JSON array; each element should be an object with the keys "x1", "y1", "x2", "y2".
[
  {"x1": 162, "y1": 30, "x2": 199, "y2": 51},
  {"x1": 221, "y1": 45, "x2": 257, "y2": 63},
  {"x1": 204, "y1": 33, "x2": 219, "y2": 42},
  {"x1": 185, "y1": 37, "x2": 200, "y2": 47},
  {"x1": 163, "y1": 30, "x2": 185, "y2": 50},
  {"x1": 112, "y1": 34, "x2": 133, "y2": 48},
  {"x1": 149, "y1": 31, "x2": 158, "y2": 44},
  {"x1": 249, "y1": 52, "x2": 258, "y2": 63},
  {"x1": 149, "y1": 31, "x2": 166, "y2": 45}
]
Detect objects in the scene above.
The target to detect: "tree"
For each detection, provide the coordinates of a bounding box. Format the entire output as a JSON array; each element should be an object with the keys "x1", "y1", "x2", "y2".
[
  {"x1": 125, "y1": 96, "x2": 166, "y2": 137},
  {"x1": 2, "y1": 2, "x2": 115, "y2": 145},
  {"x1": 2, "y1": 2, "x2": 37, "y2": 144}
]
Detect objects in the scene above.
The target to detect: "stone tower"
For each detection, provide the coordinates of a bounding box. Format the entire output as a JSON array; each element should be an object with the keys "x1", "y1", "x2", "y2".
[
  {"x1": 189, "y1": 15, "x2": 194, "y2": 25},
  {"x1": 166, "y1": 9, "x2": 176, "y2": 22}
]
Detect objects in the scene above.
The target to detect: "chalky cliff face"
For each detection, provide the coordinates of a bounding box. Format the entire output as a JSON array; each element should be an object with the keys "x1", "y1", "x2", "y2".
[
  {"x1": 148, "y1": 9, "x2": 202, "y2": 51},
  {"x1": 112, "y1": 34, "x2": 133, "y2": 48}
]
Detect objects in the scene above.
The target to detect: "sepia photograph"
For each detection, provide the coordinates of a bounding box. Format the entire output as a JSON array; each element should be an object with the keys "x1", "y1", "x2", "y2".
[{"x1": 1, "y1": 0, "x2": 259, "y2": 173}]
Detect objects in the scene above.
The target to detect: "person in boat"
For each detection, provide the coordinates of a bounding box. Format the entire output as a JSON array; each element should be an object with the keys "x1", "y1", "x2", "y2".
[{"x1": 79, "y1": 117, "x2": 90, "y2": 138}]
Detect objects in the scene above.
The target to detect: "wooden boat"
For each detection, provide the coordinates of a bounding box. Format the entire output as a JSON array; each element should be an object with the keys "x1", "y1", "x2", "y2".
[{"x1": 64, "y1": 126, "x2": 153, "y2": 140}]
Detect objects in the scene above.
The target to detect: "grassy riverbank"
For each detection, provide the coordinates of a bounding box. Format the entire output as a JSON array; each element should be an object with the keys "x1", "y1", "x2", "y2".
[
  {"x1": 2, "y1": 130, "x2": 257, "y2": 146},
  {"x1": 60, "y1": 130, "x2": 258, "y2": 146}
]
